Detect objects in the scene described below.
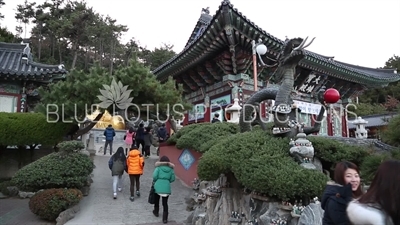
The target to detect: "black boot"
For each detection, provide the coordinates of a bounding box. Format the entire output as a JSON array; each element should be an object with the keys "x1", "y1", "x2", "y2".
[
  {"x1": 162, "y1": 212, "x2": 168, "y2": 223},
  {"x1": 152, "y1": 206, "x2": 159, "y2": 217}
]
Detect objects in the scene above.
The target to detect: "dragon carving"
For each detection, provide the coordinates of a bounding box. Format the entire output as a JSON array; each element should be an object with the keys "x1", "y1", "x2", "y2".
[{"x1": 239, "y1": 37, "x2": 327, "y2": 138}]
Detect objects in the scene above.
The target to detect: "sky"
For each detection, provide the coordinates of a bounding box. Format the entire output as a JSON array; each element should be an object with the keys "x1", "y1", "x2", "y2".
[{"x1": 1, "y1": 0, "x2": 400, "y2": 69}]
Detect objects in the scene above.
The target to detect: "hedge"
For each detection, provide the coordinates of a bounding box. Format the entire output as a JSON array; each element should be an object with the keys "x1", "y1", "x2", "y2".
[
  {"x1": 0, "y1": 112, "x2": 71, "y2": 147},
  {"x1": 197, "y1": 130, "x2": 328, "y2": 200},
  {"x1": 29, "y1": 188, "x2": 82, "y2": 221},
  {"x1": 12, "y1": 141, "x2": 94, "y2": 191},
  {"x1": 360, "y1": 149, "x2": 400, "y2": 183},
  {"x1": 175, "y1": 122, "x2": 238, "y2": 153}
]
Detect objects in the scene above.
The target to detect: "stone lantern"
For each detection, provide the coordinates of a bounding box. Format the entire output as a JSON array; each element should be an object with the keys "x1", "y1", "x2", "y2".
[
  {"x1": 225, "y1": 98, "x2": 242, "y2": 124},
  {"x1": 352, "y1": 117, "x2": 368, "y2": 139}
]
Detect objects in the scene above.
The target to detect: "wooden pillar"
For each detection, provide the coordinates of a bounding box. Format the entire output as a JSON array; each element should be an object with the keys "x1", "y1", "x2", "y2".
[
  {"x1": 341, "y1": 107, "x2": 348, "y2": 137},
  {"x1": 183, "y1": 113, "x2": 189, "y2": 125},
  {"x1": 327, "y1": 111, "x2": 333, "y2": 136},
  {"x1": 204, "y1": 107, "x2": 211, "y2": 122}
]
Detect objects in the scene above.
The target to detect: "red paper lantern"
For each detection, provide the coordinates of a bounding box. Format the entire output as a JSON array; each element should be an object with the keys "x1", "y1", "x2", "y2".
[{"x1": 324, "y1": 88, "x2": 341, "y2": 103}]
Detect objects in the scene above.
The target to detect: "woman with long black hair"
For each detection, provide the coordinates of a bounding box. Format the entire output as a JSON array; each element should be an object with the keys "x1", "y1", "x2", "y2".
[
  {"x1": 108, "y1": 147, "x2": 127, "y2": 199},
  {"x1": 347, "y1": 160, "x2": 400, "y2": 225}
]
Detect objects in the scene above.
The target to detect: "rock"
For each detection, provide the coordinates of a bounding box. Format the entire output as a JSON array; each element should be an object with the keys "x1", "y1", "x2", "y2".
[
  {"x1": 79, "y1": 150, "x2": 90, "y2": 157},
  {"x1": 313, "y1": 157, "x2": 323, "y2": 172},
  {"x1": 86, "y1": 175, "x2": 93, "y2": 186},
  {"x1": 259, "y1": 201, "x2": 280, "y2": 224},
  {"x1": 199, "y1": 181, "x2": 209, "y2": 191},
  {"x1": 300, "y1": 162, "x2": 316, "y2": 170},
  {"x1": 80, "y1": 186, "x2": 90, "y2": 196},
  {"x1": 7, "y1": 186, "x2": 19, "y2": 196},
  {"x1": 56, "y1": 204, "x2": 80, "y2": 225},
  {"x1": 297, "y1": 203, "x2": 324, "y2": 225},
  {"x1": 19, "y1": 191, "x2": 35, "y2": 198}
]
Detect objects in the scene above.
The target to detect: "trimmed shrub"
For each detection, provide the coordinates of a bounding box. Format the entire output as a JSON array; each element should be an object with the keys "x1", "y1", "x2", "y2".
[
  {"x1": 0, "y1": 112, "x2": 71, "y2": 146},
  {"x1": 176, "y1": 122, "x2": 238, "y2": 153},
  {"x1": 198, "y1": 130, "x2": 328, "y2": 200},
  {"x1": 29, "y1": 188, "x2": 82, "y2": 221},
  {"x1": 308, "y1": 136, "x2": 370, "y2": 171},
  {"x1": 360, "y1": 149, "x2": 400, "y2": 183},
  {"x1": 0, "y1": 179, "x2": 14, "y2": 196},
  {"x1": 57, "y1": 140, "x2": 85, "y2": 154},
  {"x1": 166, "y1": 133, "x2": 178, "y2": 145},
  {"x1": 12, "y1": 150, "x2": 94, "y2": 191}
]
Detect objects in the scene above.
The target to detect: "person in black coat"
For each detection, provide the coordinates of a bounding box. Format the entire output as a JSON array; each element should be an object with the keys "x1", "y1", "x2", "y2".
[{"x1": 321, "y1": 161, "x2": 363, "y2": 225}]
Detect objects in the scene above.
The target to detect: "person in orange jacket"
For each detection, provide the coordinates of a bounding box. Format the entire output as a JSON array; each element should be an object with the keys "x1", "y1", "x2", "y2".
[{"x1": 126, "y1": 145, "x2": 144, "y2": 202}]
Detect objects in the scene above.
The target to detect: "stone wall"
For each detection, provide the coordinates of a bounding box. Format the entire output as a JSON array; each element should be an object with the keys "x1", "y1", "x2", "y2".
[
  {"x1": 312, "y1": 136, "x2": 395, "y2": 152},
  {"x1": 187, "y1": 177, "x2": 324, "y2": 225}
]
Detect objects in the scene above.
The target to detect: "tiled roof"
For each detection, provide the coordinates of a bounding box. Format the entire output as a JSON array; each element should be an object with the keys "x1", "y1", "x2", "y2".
[
  {"x1": 152, "y1": 0, "x2": 400, "y2": 85},
  {"x1": 0, "y1": 42, "x2": 67, "y2": 79},
  {"x1": 348, "y1": 113, "x2": 398, "y2": 129}
]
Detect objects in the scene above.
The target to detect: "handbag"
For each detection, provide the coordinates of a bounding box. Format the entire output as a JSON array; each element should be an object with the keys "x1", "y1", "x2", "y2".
[{"x1": 148, "y1": 183, "x2": 156, "y2": 204}]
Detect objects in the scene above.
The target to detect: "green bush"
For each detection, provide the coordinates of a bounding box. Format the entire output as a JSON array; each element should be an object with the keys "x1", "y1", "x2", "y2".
[
  {"x1": 12, "y1": 150, "x2": 94, "y2": 192},
  {"x1": 0, "y1": 112, "x2": 71, "y2": 146},
  {"x1": 166, "y1": 133, "x2": 178, "y2": 145},
  {"x1": 57, "y1": 140, "x2": 85, "y2": 154},
  {"x1": 175, "y1": 122, "x2": 238, "y2": 153},
  {"x1": 0, "y1": 180, "x2": 14, "y2": 196},
  {"x1": 308, "y1": 136, "x2": 370, "y2": 170},
  {"x1": 29, "y1": 188, "x2": 82, "y2": 221},
  {"x1": 360, "y1": 149, "x2": 400, "y2": 183},
  {"x1": 198, "y1": 130, "x2": 328, "y2": 200}
]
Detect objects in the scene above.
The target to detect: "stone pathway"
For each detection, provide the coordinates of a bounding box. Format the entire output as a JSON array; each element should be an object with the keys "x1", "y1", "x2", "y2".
[
  {"x1": 65, "y1": 147, "x2": 191, "y2": 225},
  {"x1": 0, "y1": 198, "x2": 54, "y2": 225}
]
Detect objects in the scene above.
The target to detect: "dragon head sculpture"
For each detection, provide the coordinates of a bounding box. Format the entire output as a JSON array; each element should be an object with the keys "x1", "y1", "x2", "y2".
[{"x1": 276, "y1": 37, "x2": 315, "y2": 67}]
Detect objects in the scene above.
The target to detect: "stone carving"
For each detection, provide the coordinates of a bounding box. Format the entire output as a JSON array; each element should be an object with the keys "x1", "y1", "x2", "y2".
[
  {"x1": 228, "y1": 80, "x2": 244, "y2": 101},
  {"x1": 192, "y1": 178, "x2": 200, "y2": 190},
  {"x1": 239, "y1": 37, "x2": 328, "y2": 139}
]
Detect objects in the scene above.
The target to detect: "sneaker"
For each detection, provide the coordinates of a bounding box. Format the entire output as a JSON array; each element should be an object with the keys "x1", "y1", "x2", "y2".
[
  {"x1": 113, "y1": 193, "x2": 117, "y2": 199},
  {"x1": 118, "y1": 187, "x2": 122, "y2": 192},
  {"x1": 129, "y1": 196, "x2": 134, "y2": 202},
  {"x1": 136, "y1": 191, "x2": 140, "y2": 197}
]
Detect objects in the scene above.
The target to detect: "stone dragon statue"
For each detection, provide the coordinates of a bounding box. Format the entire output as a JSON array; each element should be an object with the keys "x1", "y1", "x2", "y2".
[{"x1": 239, "y1": 37, "x2": 327, "y2": 138}]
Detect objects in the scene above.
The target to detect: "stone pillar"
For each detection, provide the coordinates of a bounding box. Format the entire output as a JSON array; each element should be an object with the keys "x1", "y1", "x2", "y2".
[
  {"x1": 225, "y1": 98, "x2": 242, "y2": 124},
  {"x1": 87, "y1": 133, "x2": 96, "y2": 155},
  {"x1": 352, "y1": 117, "x2": 368, "y2": 139}
]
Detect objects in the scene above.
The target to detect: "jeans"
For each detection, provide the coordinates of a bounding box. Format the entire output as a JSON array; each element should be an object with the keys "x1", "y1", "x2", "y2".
[
  {"x1": 104, "y1": 140, "x2": 113, "y2": 154},
  {"x1": 112, "y1": 175, "x2": 122, "y2": 193},
  {"x1": 154, "y1": 194, "x2": 169, "y2": 213},
  {"x1": 129, "y1": 174, "x2": 140, "y2": 196}
]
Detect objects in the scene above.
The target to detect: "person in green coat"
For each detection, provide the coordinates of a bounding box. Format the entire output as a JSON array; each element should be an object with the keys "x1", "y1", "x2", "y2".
[{"x1": 152, "y1": 156, "x2": 175, "y2": 224}]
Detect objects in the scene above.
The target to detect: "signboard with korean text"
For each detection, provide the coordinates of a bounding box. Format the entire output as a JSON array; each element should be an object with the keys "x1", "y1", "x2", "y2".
[
  {"x1": 211, "y1": 95, "x2": 231, "y2": 108},
  {"x1": 295, "y1": 72, "x2": 323, "y2": 93},
  {"x1": 188, "y1": 104, "x2": 205, "y2": 121}
]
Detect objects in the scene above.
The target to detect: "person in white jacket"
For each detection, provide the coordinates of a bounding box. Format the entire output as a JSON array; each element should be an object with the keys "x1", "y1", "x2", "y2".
[{"x1": 346, "y1": 160, "x2": 399, "y2": 225}]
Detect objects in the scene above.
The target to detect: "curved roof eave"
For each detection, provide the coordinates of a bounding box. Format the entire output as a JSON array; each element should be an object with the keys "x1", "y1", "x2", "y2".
[{"x1": 152, "y1": 0, "x2": 400, "y2": 84}]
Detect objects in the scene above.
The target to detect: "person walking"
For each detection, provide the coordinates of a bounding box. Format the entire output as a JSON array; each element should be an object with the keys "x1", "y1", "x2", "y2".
[
  {"x1": 126, "y1": 146, "x2": 144, "y2": 202},
  {"x1": 152, "y1": 156, "x2": 176, "y2": 224},
  {"x1": 347, "y1": 160, "x2": 400, "y2": 225},
  {"x1": 143, "y1": 127, "x2": 154, "y2": 158},
  {"x1": 124, "y1": 127, "x2": 136, "y2": 155},
  {"x1": 108, "y1": 147, "x2": 127, "y2": 199},
  {"x1": 103, "y1": 124, "x2": 116, "y2": 155},
  {"x1": 136, "y1": 123, "x2": 145, "y2": 151}
]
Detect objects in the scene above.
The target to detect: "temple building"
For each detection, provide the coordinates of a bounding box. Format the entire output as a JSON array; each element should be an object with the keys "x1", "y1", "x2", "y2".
[
  {"x1": 0, "y1": 40, "x2": 67, "y2": 113},
  {"x1": 153, "y1": 0, "x2": 400, "y2": 137}
]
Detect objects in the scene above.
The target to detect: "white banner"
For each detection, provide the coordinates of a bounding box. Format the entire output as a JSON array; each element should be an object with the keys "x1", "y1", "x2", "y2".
[{"x1": 293, "y1": 100, "x2": 326, "y2": 116}]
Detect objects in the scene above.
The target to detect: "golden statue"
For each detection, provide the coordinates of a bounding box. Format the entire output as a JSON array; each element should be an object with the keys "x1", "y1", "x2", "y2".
[{"x1": 86, "y1": 109, "x2": 125, "y2": 130}]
